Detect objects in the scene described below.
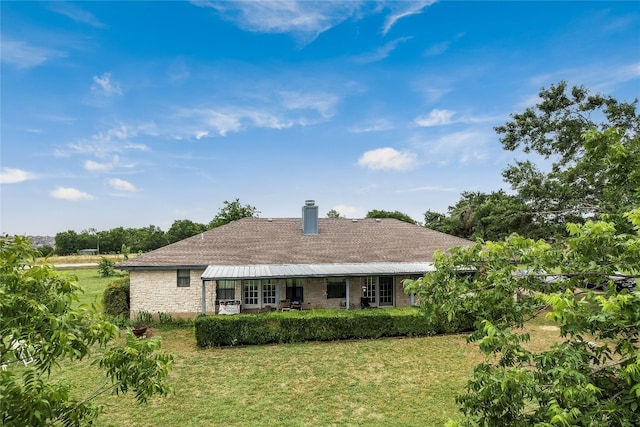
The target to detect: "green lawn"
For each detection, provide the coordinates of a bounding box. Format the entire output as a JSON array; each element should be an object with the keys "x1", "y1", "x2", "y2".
[{"x1": 52, "y1": 268, "x2": 560, "y2": 427}]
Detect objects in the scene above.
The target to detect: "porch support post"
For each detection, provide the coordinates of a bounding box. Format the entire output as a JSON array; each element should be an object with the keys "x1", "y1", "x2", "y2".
[
  {"x1": 201, "y1": 279, "x2": 207, "y2": 315},
  {"x1": 345, "y1": 278, "x2": 350, "y2": 309}
]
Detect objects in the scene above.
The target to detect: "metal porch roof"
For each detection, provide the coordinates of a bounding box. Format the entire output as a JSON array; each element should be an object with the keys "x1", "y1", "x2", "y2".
[{"x1": 201, "y1": 262, "x2": 435, "y2": 280}]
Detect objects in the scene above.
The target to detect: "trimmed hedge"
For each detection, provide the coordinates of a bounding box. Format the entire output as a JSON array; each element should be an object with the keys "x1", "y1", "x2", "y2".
[
  {"x1": 102, "y1": 277, "x2": 130, "y2": 317},
  {"x1": 195, "y1": 307, "x2": 473, "y2": 347}
]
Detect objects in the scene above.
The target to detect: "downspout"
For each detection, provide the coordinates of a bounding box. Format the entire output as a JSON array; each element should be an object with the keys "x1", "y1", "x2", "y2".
[{"x1": 201, "y1": 279, "x2": 207, "y2": 315}]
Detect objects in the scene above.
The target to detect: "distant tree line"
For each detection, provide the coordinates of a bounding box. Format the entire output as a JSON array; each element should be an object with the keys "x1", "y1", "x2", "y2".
[{"x1": 53, "y1": 199, "x2": 259, "y2": 255}]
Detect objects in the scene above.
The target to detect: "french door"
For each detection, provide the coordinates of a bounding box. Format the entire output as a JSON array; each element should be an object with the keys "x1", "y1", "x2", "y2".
[
  {"x1": 244, "y1": 279, "x2": 278, "y2": 309},
  {"x1": 363, "y1": 276, "x2": 394, "y2": 307}
]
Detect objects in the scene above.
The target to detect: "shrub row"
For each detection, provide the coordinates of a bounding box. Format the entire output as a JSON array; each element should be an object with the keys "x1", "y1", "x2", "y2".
[
  {"x1": 102, "y1": 277, "x2": 130, "y2": 317},
  {"x1": 195, "y1": 307, "x2": 473, "y2": 347}
]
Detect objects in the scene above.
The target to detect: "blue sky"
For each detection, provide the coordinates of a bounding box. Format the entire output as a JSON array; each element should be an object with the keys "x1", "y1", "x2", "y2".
[{"x1": 1, "y1": 1, "x2": 639, "y2": 236}]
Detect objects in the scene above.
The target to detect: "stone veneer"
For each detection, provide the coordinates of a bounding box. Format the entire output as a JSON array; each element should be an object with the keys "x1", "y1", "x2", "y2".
[{"x1": 130, "y1": 269, "x2": 418, "y2": 318}]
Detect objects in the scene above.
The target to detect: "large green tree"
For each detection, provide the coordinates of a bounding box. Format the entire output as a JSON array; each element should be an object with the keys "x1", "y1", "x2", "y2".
[
  {"x1": 425, "y1": 191, "x2": 535, "y2": 240},
  {"x1": 208, "y1": 198, "x2": 260, "y2": 229},
  {"x1": 496, "y1": 81, "x2": 639, "y2": 235},
  {"x1": 366, "y1": 209, "x2": 417, "y2": 224},
  {"x1": 166, "y1": 219, "x2": 207, "y2": 244},
  {"x1": 0, "y1": 236, "x2": 174, "y2": 426},
  {"x1": 406, "y1": 207, "x2": 640, "y2": 426}
]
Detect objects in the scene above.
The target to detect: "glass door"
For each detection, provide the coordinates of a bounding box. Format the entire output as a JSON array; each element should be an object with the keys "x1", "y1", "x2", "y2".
[
  {"x1": 363, "y1": 276, "x2": 377, "y2": 307},
  {"x1": 243, "y1": 280, "x2": 259, "y2": 308},
  {"x1": 378, "y1": 276, "x2": 394, "y2": 306}
]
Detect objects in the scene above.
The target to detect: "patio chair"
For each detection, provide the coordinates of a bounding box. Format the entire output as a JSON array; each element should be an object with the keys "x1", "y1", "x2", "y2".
[{"x1": 291, "y1": 296, "x2": 302, "y2": 310}]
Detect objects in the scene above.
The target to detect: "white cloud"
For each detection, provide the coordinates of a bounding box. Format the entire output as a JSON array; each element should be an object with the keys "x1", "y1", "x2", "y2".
[
  {"x1": 279, "y1": 91, "x2": 339, "y2": 119},
  {"x1": 84, "y1": 160, "x2": 113, "y2": 172},
  {"x1": 59, "y1": 123, "x2": 154, "y2": 158},
  {"x1": 48, "y1": 2, "x2": 106, "y2": 28},
  {"x1": 50, "y1": 187, "x2": 95, "y2": 201},
  {"x1": 330, "y1": 204, "x2": 360, "y2": 217},
  {"x1": 349, "y1": 118, "x2": 394, "y2": 133},
  {"x1": 352, "y1": 37, "x2": 412, "y2": 64},
  {"x1": 358, "y1": 147, "x2": 418, "y2": 171},
  {"x1": 107, "y1": 178, "x2": 137, "y2": 192},
  {"x1": 92, "y1": 72, "x2": 122, "y2": 96},
  {"x1": 192, "y1": 0, "x2": 362, "y2": 45},
  {"x1": 416, "y1": 130, "x2": 492, "y2": 165},
  {"x1": 415, "y1": 109, "x2": 456, "y2": 127},
  {"x1": 0, "y1": 168, "x2": 38, "y2": 184},
  {"x1": 382, "y1": 1, "x2": 435, "y2": 35},
  {"x1": 0, "y1": 39, "x2": 66, "y2": 69}
]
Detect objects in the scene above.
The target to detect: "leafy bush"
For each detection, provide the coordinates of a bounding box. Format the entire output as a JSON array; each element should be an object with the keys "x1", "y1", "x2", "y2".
[
  {"x1": 97, "y1": 256, "x2": 116, "y2": 277},
  {"x1": 102, "y1": 277, "x2": 130, "y2": 317},
  {"x1": 133, "y1": 311, "x2": 153, "y2": 326},
  {"x1": 194, "y1": 308, "x2": 467, "y2": 347}
]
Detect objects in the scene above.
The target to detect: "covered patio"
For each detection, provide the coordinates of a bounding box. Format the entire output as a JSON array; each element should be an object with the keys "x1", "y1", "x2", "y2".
[{"x1": 200, "y1": 262, "x2": 436, "y2": 314}]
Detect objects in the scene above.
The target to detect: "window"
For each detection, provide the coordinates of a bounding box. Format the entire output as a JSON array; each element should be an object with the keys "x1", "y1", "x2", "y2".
[
  {"x1": 326, "y1": 277, "x2": 346, "y2": 299},
  {"x1": 286, "y1": 278, "x2": 304, "y2": 302},
  {"x1": 177, "y1": 269, "x2": 190, "y2": 287},
  {"x1": 216, "y1": 280, "x2": 236, "y2": 303},
  {"x1": 262, "y1": 279, "x2": 277, "y2": 305}
]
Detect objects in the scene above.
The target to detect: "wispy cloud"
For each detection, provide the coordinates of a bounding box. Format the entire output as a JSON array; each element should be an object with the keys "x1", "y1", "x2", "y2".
[
  {"x1": 358, "y1": 147, "x2": 418, "y2": 171},
  {"x1": 107, "y1": 178, "x2": 137, "y2": 192},
  {"x1": 330, "y1": 204, "x2": 360, "y2": 217},
  {"x1": 58, "y1": 123, "x2": 154, "y2": 159},
  {"x1": 175, "y1": 90, "x2": 339, "y2": 138},
  {"x1": 414, "y1": 129, "x2": 492, "y2": 165},
  {"x1": 92, "y1": 72, "x2": 122, "y2": 96},
  {"x1": 192, "y1": 1, "x2": 434, "y2": 45},
  {"x1": 352, "y1": 37, "x2": 412, "y2": 64},
  {"x1": 414, "y1": 109, "x2": 498, "y2": 127},
  {"x1": 0, "y1": 168, "x2": 38, "y2": 184},
  {"x1": 0, "y1": 39, "x2": 67, "y2": 69},
  {"x1": 415, "y1": 109, "x2": 456, "y2": 127},
  {"x1": 48, "y1": 2, "x2": 106, "y2": 28},
  {"x1": 424, "y1": 32, "x2": 465, "y2": 56},
  {"x1": 50, "y1": 187, "x2": 95, "y2": 201},
  {"x1": 382, "y1": 1, "x2": 436, "y2": 35},
  {"x1": 279, "y1": 90, "x2": 339, "y2": 119},
  {"x1": 192, "y1": 0, "x2": 362, "y2": 45},
  {"x1": 349, "y1": 118, "x2": 394, "y2": 133}
]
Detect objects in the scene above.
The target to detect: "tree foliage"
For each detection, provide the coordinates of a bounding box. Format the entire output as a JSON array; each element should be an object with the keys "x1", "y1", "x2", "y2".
[
  {"x1": 405, "y1": 209, "x2": 640, "y2": 426},
  {"x1": 208, "y1": 198, "x2": 260, "y2": 229},
  {"x1": 0, "y1": 236, "x2": 173, "y2": 426},
  {"x1": 366, "y1": 209, "x2": 417, "y2": 224},
  {"x1": 166, "y1": 219, "x2": 207, "y2": 244},
  {"x1": 326, "y1": 209, "x2": 342, "y2": 219},
  {"x1": 496, "y1": 81, "x2": 639, "y2": 235},
  {"x1": 425, "y1": 191, "x2": 535, "y2": 240}
]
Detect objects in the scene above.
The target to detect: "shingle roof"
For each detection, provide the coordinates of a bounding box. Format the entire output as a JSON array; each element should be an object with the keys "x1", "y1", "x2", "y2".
[{"x1": 117, "y1": 218, "x2": 472, "y2": 269}]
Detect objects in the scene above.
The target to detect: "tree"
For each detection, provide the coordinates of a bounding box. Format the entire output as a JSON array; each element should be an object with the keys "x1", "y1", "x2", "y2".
[
  {"x1": 326, "y1": 209, "x2": 342, "y2": 219},
  {"x1": 495, "y1": 81, "x2": 640, "y2": 235},
  {"x1": 166, "y1": 219, "x2": 207, "y2": 244},
  {"x1": 365, "y1": 209, "x2": 417, "y2": 224},
  {"x1": 54, "y1": 230, "x2": 79, "y2": 256},
  {"x1": 208, "y1": 199, "x2": 260, "y2": 229},
  {"x1": 0, "y1": 236, "x2": 173, "y2": 426},
  {"x1": 424, "y1": 191, "x2": 536, "y2": 240},
  {"x1": 405, "y1": 209, "x2": 640, "y2": 426}
]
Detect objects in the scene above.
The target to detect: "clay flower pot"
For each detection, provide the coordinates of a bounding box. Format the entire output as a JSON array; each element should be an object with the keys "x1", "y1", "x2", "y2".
[{"x1": 132, "y1": 326, "x2": 148, "y2": 338}]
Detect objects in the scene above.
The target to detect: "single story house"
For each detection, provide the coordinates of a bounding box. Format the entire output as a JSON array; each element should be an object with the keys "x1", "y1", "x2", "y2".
[{"x1": 117, "y1": 201, "x2": 472, "y2": 317}]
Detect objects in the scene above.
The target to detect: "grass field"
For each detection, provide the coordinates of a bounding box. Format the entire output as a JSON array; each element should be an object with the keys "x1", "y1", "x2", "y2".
[{"x1": 52, "y1": 268, "x2": 561, "y2": 427}]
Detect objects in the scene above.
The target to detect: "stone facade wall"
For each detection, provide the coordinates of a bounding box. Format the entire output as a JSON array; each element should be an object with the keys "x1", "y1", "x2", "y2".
[
  {"x1": 130, "y1": 269, "x2": 212, "y2": 318},
  {"x1": 131, "y1": 270, "x2": 418, "y2": 317}
]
